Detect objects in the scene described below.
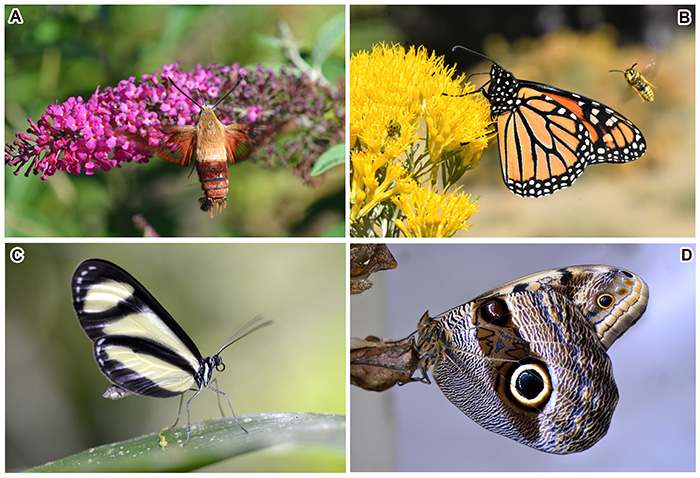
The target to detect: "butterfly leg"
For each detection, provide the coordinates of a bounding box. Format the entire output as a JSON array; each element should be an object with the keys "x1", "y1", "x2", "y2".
[
  {"x1": 204, "y1": 382, "x2": 248, "y2": 434},
  {"x1": 182, "y1": 387, "x2": 204, "y2": 445},
  {"x1": 169, "y1": 393, "x2": 186, "y2": 428},
  {"x1": 210, "y1": 377, "x2": 227, "y2": 418}
]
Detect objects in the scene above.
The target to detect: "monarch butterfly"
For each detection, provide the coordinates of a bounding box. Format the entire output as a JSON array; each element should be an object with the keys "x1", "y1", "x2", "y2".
[
  {"x1": 609, "y1": 63, "x2": 656, "y2": 102},
  {"x1": 453, "y1": 46, "x2": 647, "y2": 198},
  {"x1": 71, "y1": 258, "x2": 271, "y2": 445}
]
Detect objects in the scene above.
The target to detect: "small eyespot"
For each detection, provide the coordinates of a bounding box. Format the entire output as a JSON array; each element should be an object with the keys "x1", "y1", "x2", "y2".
[
  {"x1": 480, "y1": 299, "x2": 510, "y2": 326},
  {"x1": 597, "y1": 293, "x2": 614, "y2": 308}
]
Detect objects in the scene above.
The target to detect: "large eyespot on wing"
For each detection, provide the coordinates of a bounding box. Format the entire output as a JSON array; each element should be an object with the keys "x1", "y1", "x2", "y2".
[
  {"x1": 71, "y1": 259, "x2": 204, "y2": 395},
  {"x1": 563, "y1": 266, "x2": 649, "y2": 350},
  {"x1": 428, "y1": 289, "x2": 618, "y2": 455},
  {"x1": 511, "y1": 265, "x2": 649, "y2": 350}
]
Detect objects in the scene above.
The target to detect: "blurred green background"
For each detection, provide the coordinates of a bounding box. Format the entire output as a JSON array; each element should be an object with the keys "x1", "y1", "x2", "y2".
[
  {"x1": 5, "y1": 243, "x2": 346, "y2": 471},
  {"x1": 351, "y1": 5, "x2": 694, "y2": 237},
  {"x1": 5, "y1": 5, "x2": 345, "y2": 237}
]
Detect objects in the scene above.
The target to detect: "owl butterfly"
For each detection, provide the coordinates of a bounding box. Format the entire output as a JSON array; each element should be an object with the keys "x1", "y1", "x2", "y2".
[
  {"x1": 159, "y1": 76, "x2": 269, "y2": 218},
  {"x1": 415, "y1": 265, "x2": 648, "y2": 454}
]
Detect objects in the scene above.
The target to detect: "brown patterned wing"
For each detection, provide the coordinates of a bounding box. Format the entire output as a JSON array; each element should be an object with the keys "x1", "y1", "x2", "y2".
[{"x1": 416, "y1": 265, "x2": 648, "y2": 454}]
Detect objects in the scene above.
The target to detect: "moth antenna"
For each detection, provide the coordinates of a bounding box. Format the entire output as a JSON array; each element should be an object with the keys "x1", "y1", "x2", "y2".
[
  {"x1": 212, "y1": 75, "x2": 245, "y2": 110},
  {"x1": 196, "y1": 89, "x2": 206, "y2": 105},
  {"x1": 167, "y1": 77, "x2": 202, "y2": 110}
]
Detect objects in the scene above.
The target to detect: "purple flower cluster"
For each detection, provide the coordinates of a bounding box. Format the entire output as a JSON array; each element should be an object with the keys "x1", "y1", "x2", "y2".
[
  {"x1": 6, "y1": 62, "x2": 345, "y2": 185},
  {"x1": 254, "y1": 68, "x2": 346, "y2": 184}
]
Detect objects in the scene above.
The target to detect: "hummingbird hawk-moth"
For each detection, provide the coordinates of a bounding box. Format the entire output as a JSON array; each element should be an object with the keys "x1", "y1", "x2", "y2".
[{"x1": 158, "y1": 76, "x2": 267, "y2": 218}]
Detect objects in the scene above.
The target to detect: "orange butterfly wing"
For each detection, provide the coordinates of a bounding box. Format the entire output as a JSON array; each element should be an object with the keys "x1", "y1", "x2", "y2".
[{"x1": 490, "y1": 76, "x2": 646, "y2": 197}]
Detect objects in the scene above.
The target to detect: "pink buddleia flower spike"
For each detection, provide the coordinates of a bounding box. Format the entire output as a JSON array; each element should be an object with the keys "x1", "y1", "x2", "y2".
[{"x1": 6, "y1": 62, "x2": 345, "y2": 186}]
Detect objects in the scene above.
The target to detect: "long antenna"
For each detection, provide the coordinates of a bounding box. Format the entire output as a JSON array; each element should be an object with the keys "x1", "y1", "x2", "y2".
[
  {"x1": 166, "y1": 74, "x2": 245, "y2": 110},
  {"x1": 452, "y1": 45, "x2": 498, "y2": 65},
  {"x1": 212, "y1": 75, "x2": 244, "y2": 110},
  {"x1": 167, "y1": 77, "x2": 201, "y2": 108},
  {"x1": 216, "y1": 315, "x2": 273, "y2": 356}
]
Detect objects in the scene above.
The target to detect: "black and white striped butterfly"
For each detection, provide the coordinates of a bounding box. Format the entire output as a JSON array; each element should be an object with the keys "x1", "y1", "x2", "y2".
[{"x1": 71, "y1": 258, "x2": 270, "y2": 444}]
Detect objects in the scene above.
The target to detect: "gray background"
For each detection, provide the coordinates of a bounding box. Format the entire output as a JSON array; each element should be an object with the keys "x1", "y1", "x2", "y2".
[{"x1": 351, "y1": 243, "x2": 695, "y2": 472}]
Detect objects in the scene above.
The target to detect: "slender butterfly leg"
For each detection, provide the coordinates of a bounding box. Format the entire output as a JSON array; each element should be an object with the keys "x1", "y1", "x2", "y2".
[
  {"x1": 210, "y1": 377, "x2": 227, "y2": 418},
  {"x1": 204, "y1": 380, "x2": 248, "y2": 433},
  {"x1": 209, "y1": 377, "x2": 243, "y2": 428},
  {"x1": 179, "y1": 379, "x2": 245, "y2": 445},
  {"x1": 156, "y1": 394, "x2": 186, "y2": 447},
  {"x1": 170, "y1": 393, "x2": 186, "y2": 428},
  {"x1": 183, "y1": 385, "x2": 205, "y2": 445}
]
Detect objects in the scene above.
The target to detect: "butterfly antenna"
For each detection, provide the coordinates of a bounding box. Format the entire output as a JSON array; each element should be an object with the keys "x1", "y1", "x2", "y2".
[
  {"x1": 452, "y1": 45, "x2": 498, "y2": 65},
  {"x1": 445, "y1": 47, "x2": 496, "y2": 98},
  {"x1": 217, "y1": 315, "x2": 272, "y2": 355},
  {"x1": 212, "y1": 75, "x2": 245, "y2": 110}
]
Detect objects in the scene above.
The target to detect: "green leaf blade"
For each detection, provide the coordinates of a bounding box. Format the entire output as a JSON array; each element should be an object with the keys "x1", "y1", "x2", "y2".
[{"x1": 26, "y1": 413, "x2": 345, "y2": 472}]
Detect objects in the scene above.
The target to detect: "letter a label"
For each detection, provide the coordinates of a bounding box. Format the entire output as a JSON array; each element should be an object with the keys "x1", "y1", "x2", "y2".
[{"x1": 8, "y1": 8, "x2": 24, "y2": 25}]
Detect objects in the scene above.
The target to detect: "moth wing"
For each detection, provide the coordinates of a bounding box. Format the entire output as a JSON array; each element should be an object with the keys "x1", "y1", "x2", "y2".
[
  {"x1": 159, "y1": 125, "x2": 197, "y2": 166},
  {"x1": 224, "y1": 123, "x2": 270, "y2": 164}
]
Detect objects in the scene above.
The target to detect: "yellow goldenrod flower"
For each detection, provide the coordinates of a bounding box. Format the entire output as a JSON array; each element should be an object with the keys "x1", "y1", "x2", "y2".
[
  {"x1": 350, "y1": 42, "x2": 490, "y2": 237},
  {"x1": 350, "y1": 149, "x2": 413, "y2": 221},
  {"x1": 421, "y1": 57, "x2": 492, "y2": 178},
  {"x1": 393, "y1": 183, "x2": 479, "y2": 237},
  {"x1": 351, "y1": 43, "x2": 426, "y2": 156}
]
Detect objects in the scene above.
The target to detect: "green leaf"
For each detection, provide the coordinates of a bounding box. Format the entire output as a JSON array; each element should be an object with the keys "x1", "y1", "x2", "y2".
[
  {"x1": 312, "y1": 13, "x2": 345, "y2": 71},
  {"x1": 26, "y1": 413, "x2": 345, "y2": 472},
  {"x1": 311, "y1": 144, "x2": 346, "y2": 176}
]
